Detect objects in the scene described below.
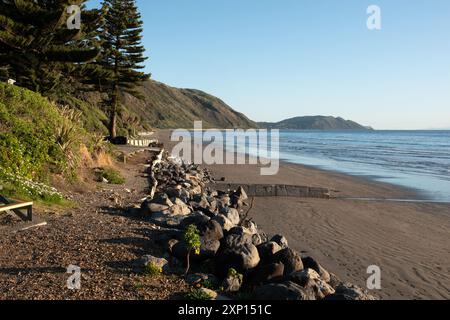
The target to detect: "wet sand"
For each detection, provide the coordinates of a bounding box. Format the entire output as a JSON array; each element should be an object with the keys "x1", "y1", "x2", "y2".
[{"x1": 154, "y1": 130, "x2": 450, "y2": 300}]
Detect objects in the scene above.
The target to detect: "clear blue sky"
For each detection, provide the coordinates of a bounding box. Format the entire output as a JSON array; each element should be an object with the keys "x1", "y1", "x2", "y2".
[{"x1": 87, "y1": 0, "x2": 450, "y2": 129}]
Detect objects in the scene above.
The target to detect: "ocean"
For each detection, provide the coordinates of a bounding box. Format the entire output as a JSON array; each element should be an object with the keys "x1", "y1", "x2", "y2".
[{"x1": 269, "y1": 130, "x2": 450, "y2": 202}]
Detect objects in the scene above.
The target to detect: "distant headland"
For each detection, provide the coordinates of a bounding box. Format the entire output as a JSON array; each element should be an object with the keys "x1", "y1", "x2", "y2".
[{"x1": 258, "y1": 116, "x2": 373, "y2": 130}]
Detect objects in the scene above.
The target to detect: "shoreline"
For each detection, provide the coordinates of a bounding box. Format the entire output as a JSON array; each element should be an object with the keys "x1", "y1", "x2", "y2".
[{"x1": 154, "y1": 129, "x2": 450, "y2": 299}]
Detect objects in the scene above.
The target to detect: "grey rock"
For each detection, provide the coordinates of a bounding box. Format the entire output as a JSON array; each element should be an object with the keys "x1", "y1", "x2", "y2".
[
  {"x1": 289, "y1": 269, "x2": 335, "y2": 299},
  {"x1": 180, "y1": 212, "x2": 210, "y2": 230},
  {"x1": 133, "y1": 255, "x2": 169, "y2": 272},
  {"x1": 270, "y1": 234, "x2": 289, "y2": 249},
  {"x1": 333, "y1": 283, "x2": 378, "y2": 300},
  {"x1": 170, "y1": 198, "x2": 191, "y2": 215},
  {"x1": 301, "y1": 256, "x2": 331, "y2": 283},
  {"x1": 271, "y1": 248, "x2": 303, "y2": 276},
  {"x1": 212, "y1": 214, "x2": 234, "y2": 232},
  {"x1": 224, "y1": 233, "x2": 253, "y2": 249},
  {"x1": 252, "y1": 281, "x2": 316, "y2": 300},
  {"x1": 222, "y1": 208, "x2": 240, "y2": 225},
  {"x1": 222, "y1": 274, "x2": 243, "y2": 293},
  {"x1": 248, "y1": 262, "x2": 285, "y2": 285},
  {"x1": 201, "y1": 220, "x2": 224, "y2": 241},
  {"x1": 257, "y1": 241, "x2": 282, "y2": 263},
  {"x1": 251, "y1": 233, "x2": 264, "y2": 246},
  {"x1": 215, "y1": 243, "x2": 260, "y2": 277}
]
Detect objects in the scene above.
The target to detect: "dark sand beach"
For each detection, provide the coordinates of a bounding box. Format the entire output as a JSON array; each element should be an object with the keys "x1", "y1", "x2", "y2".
[{"x1": 154, "y1": 129, "x2": 450, "y2": 300}]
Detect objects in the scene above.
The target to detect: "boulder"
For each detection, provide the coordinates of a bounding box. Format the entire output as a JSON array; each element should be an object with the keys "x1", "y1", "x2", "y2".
[
  {"x1": 271, "y1": 248, "x2": 303, "y2": 276},
  {"x1": 328, "y1": 272, "x2": 342, "y2": 289},
  {"x1": 221, "y1": 208, "x2": 240, "y2": 225},
  {"x1": 223, "y1": 233, "x2": 253, "y2": 249},
  {"x1": 170, "y1": 198, "x2": 191, "y2": 215},
  {"x1": 251, "y1": 233, "x2": 264, "y2": 246},
  {"x1": 228, "y1": 226, "x2": 248, "y2": 236},
  {"x1": 222, "y1": 274, "x2": 243, "y2": 293},
  {"x1": 215, "y1": 244, "x2": 260, "y2": 277},
  {"x1": 242, "y1": 220, "x2": 259, "y2": 235},
  {"x1": 289, "y1": 268, "x2": 335, "y2": 299},
  {"x1": 270, "y1": 234, "x2": 289, "y2": 249},
  {"x1": 152, "y1": 193, "x2": 174, "y2": 206},
  {"x1": 180, "y1": 212, "x2": 210, "y2": 230},
  {"x1": 190, "y1": 185, "x2": 203, "y2": 196},
  {"x1": 252, "y1": 281, "x2": 316, "y2": 300},
  {"x1": 248, "y1": 262, "x2": 285, "y2": 285},
  {"x1": 235, "y1": 186, "x2": 248, "y2": 201},
  {"x1": 200, "y1": 237, "x2": 221, "y2": 259},
  {"x1": 165, "y1": 185, "x2": 182, "y2": 199},
  {"x1": 301, "y1": 256, "x2": 331, "y2": 283},
  {"x1": 172, "y1": 236, "x2": 220, "y2": 262},
  {"x1": 230, "y1": 186, "x2": 248, "y2": 208},
  {"x1": 132, "y1": 255, "x2": 169, "y2": 272},
  {"x1": 201, "y1": 220, "x2": 224, "y2": 241},
  {"x1": 211, "y1": 214, "x2": 234, "y2": 232},
  {"x1": 257, "y1": 241, "x2": 282, "y2": 263},
  {"x1": 330, "y1": 283, "x2": 378, "y2": 300},
  {"x1": 150, "y1": 211, "x2": 185, "y2": 228},
  {"x1": 217, "y1": 195, "x2": 231, "y2": 208},
  {"x1": 141, "y1": 202, "x2": 170, "y2": 215}
]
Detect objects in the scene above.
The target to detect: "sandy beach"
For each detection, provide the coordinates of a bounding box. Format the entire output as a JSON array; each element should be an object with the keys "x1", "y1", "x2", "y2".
[{"x1": 154, "y1": 129, "x2": 450, "y2": 300}]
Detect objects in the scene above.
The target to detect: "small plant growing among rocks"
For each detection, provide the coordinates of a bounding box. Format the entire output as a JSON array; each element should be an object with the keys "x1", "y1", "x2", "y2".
[
  {"x1": 228, "y1": 268, "x2": 243, "y2": 282},
  {"x1": 183, "y1": 224, "x2": 201, "y2": 275},
  {"x1": 95, "y1": 167, "x2": 125, "y2": 185},
  {"x1": 186, "y1": 288, "x2": 213, "y2": 300},
  {"x1": 144, "y1": 263, "x2": 163, "y2": 277}
]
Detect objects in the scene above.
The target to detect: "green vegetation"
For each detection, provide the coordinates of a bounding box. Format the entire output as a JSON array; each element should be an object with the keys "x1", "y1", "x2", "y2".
[
  {"x1": 0, "y1": 83, "x2": 92, "y2": 201},
  {"x1": 183, "y1": 225, "x2": 201, "y2": 275},
  {"x1": 0, "y1": 0, "x2": 255, "y2": 206},
  {"x1": 258, "y1": 116, "x2": 372, "y2": 130},
  {"x1": 94, "y1": 0, "x2": 149, "y2": 138},
  {"x1": 144, "y1": 263, "x2": 163, "y2": 277},
  {"x1": 0, "y1": 0, "x2": 102, "y2": 95},
  {"x1": 95, "y1": 167, "x2": 125, "y2": 185},
  {"x1": 185, "y1": 288, "x2": 213, "y2": 301},
  {"x1": 227, "y1": 268, "x2": 244, "y2": 282}
]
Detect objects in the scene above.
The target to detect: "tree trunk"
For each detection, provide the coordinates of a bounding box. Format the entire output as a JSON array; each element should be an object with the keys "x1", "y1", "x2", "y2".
[
  {"x1": 185, "y1": 249, "x2": 191, "y2": 276},
  {"x1": 109, "y1": 109, "x2": 117, "y2": 139},
  {"x1": 109, "y1": 85, "x2": 119, "y2": 139}
]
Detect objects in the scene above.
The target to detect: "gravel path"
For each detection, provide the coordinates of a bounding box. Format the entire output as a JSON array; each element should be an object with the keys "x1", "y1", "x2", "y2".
[{"x1": 0, "y1": 151, "x2": 189, "y2": 300}]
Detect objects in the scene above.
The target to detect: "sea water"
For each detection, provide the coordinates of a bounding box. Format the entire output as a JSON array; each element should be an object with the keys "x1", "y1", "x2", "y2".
[{"x1": 245, "y1": 130, "x2": 450, "y2": 202}]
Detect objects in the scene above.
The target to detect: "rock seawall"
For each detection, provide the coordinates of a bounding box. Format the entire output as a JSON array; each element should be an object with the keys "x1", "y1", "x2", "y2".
[{"x1": 137, "y1": 148, "x2": 376, "y2": 300}]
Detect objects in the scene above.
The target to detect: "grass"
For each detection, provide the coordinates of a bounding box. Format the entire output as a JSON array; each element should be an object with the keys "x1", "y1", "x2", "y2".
[{"x1": 95, "y1": 167, "x2": 125, "y2": 185}]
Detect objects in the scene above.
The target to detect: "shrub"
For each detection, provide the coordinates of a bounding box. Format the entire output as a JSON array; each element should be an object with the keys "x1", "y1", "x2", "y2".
[
  {"x1": 144, "y1": 263, "x2": 163, "y2": 277},
  {"x1": 0, "y1": 83, "x2": 89, "y2": 186},
  {"x1": 183, "y1": 224, "x2": 201, "y2": 275},
  {"x1": 95, "y1": 167, "x2": 125, "y2": 185},
  {"x1": 185, "y1": 288, "x2": 213, "y2": 300}
]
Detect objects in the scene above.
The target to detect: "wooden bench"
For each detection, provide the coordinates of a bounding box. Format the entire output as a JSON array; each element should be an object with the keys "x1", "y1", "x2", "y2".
[{"x1": 0, "y1": 193, "x2": 33, "y2": 222}]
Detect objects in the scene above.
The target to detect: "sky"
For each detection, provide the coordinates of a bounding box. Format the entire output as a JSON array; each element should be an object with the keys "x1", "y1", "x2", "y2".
[{"x1": 87, "y1": 0, "x2": 450, "y2": 130}]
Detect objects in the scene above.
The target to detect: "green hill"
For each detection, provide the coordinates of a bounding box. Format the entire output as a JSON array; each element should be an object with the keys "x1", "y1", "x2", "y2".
[
  {"x1": 258, "y1": 116, "x2": 372, "y2": 130},
  {"x1": 122, "y1": 80, "x2": 257, "y2": 129},
  {"x1": 77, "y1": 80, "x2": 257, "y2": 135}
]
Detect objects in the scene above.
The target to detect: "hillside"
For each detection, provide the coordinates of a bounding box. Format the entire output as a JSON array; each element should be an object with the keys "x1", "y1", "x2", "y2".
[
  {"x1": 122, "y1": 80, "x2": 257, "y2": 129},
  {"x1": 258, "y1": 116, "x2": 372, "y2": 130}
]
